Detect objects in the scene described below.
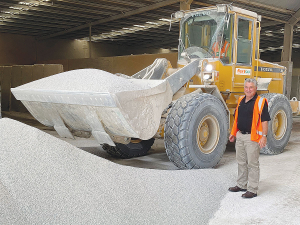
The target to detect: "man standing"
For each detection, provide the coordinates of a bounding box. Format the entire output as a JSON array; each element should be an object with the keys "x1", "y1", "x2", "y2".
[{"x1": 228, "y1": 78, "x2": 270, "y2": 198}]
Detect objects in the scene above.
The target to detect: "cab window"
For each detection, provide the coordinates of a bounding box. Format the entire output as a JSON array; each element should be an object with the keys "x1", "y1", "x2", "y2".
[
  {"x1": 220, "y1": 14, "x2": 233, "y2": 64},
  {"x1": 237, "y1": 17, "x2": 253, "y2": 65}
]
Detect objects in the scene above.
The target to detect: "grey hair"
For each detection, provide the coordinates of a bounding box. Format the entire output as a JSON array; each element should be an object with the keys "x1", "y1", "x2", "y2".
[{"x1": 244, "y1": 78, "x2": 257, "y2": 87}]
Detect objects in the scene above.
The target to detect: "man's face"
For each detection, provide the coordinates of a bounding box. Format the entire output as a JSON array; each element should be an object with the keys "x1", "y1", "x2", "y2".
[{"x1": 244, "y1": 82, "x2": 257, "y2": 99}]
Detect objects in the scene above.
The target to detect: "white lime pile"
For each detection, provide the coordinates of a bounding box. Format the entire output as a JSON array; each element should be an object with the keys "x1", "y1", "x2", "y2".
[
  {"x1": 0, "y1": 118, "x2": 234, "y2": 224},
  {"x1": 15, "y1": 68, "x2": 160, "y2": 93}
]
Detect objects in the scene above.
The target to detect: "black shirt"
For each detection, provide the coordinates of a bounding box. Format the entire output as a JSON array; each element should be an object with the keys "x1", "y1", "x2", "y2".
[{"x1": 236, "y1": 93, "x2": 271, "y2": 133}]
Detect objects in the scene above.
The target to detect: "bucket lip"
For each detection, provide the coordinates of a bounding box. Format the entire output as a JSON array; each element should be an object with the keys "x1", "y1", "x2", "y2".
[
  {"x1": 11, "y1": 88, "x2": 117, "y2": 107},
  {"x1": 11, "y1": 87, "x2": 110, "y2": 95}
]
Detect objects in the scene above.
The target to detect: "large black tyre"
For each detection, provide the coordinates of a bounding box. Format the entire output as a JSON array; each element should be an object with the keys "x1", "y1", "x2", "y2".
[
  {"x1": 164, "y1": 93, "x2": 229, "y2": 169},
  {"x1": 260, "y1": 93, "x2": 292, "y2": 155},
  {"x1": 102, "y1": 138, "x2": 155, "y2": 159}
]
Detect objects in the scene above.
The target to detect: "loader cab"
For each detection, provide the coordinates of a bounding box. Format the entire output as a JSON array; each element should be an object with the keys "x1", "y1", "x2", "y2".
[
  {"x1": 176, "y1": 5, "x2": 260, "y2": 93},
  {"x1": 177, "y1": 5, "x2": 234, "y2": 65}
]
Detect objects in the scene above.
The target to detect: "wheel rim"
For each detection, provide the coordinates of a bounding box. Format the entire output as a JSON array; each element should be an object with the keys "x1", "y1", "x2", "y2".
[
  {"x1": 272, "y1": 109, "x2": 287, "y2": 140},
  {"x1": 196, "y1": 115, "x2": 220, "y2": 154}
]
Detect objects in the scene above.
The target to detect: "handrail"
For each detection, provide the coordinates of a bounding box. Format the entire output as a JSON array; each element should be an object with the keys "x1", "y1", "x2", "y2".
[{"x1": 256, "y1": 20, "x2": 261, "y2": 80}]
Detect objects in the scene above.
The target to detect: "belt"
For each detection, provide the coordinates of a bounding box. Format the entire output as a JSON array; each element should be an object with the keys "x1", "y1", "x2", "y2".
[{"x1": 239, "y1": 131, "x2": 251, "y2": 134}]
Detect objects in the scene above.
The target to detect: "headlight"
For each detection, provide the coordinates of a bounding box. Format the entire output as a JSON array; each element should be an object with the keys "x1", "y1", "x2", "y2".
[
  {"x1": 203, "y1": 74, "x2": 212, "y2": 80},
  {"x1": 205, "y1": 64, "x2": 213, "y2": 72}
]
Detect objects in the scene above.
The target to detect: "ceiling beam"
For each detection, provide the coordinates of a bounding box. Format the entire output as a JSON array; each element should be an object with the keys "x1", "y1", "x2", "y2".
[
  {"x1": 231, "y1": 0, "x2": 294, "y2": 14},
  {"x1": 280, "y1": 7, "x2": 300, "y2": 64},
  {"x1": 192, "y1": 2, "x2": 213, "y2": 7},
  {"x1": 37, "y1": 0, "x2": 180, "y2": 40},
  {"x1": 180, "y1": 0, "x2": 194, "y2": 10},
  {"x1": 54, "y1": 0, "x2": 133, "y2": 12},
  {"x1": 193, "y1": 0, "x2": 293, "y2": 15},
  {"x1": 289, "y1": 8, "x2": 300, "y2": 26},
  {"x1": 262, "y1": 15, "x2": 287, "y2": 24},
  {"x1": 193, "y1": 0, "x2": 289, "y2": 24},
  {"x1": 260, "y1": 21, "x2": 282, "y2": 28}
]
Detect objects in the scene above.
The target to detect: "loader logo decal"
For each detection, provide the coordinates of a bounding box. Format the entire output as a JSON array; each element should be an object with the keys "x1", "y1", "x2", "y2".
[
  {"x1": 254, "y1": 66, "x2": 284, "y2": 73},
  {"x1": 236, "y1": 68, "x2": 251, "y2": 75}
]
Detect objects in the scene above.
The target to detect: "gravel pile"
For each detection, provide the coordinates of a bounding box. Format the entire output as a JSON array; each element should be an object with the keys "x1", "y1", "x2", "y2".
[
  {"x1": 16, "y1": 69, "x2": 160, "y2": 93},
  {"x1": 0, "y1": 118, "x2": 235, "y2": 225}
]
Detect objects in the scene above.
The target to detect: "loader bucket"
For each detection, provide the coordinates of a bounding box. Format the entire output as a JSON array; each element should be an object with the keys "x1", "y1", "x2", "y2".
[
  {"x1": 11, "y1": 59, "x2": 200, "y2": 146},
  {"x1": 11, "y1": 69, "x2": 173, "y2": 146}
]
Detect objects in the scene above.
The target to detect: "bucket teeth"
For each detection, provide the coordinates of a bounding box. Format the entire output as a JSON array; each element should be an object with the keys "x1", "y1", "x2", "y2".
[
  {"x1": 54, "y1": 125, "x2": 74, "y2": 139},
  {"x1": 92, "y1": 130, "x2": 115, "y2": 146}
]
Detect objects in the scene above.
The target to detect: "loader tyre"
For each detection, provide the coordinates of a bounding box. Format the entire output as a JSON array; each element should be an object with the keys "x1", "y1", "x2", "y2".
[
  {"x1": 164, "y1": 93, "x2": 229, "y2": 169},
  {"x1": 102, "y1": 138, "x2": 155, "y2": 159},
  {"x1": 260, "y1": 93, "x2": 292, "y2": 155}
]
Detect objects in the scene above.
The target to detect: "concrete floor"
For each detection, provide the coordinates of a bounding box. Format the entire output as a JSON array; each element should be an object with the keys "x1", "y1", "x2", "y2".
[{"x1": 2, "y1": 110, "x2": 297, "y2": 171}]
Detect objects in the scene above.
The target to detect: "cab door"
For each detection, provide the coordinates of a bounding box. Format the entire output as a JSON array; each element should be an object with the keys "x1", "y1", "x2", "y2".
[{"x1": 232, "y1": 16, "x2": 254, "y2": 90}]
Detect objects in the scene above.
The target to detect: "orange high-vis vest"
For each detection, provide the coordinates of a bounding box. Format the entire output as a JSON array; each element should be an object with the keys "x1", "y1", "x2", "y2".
[
  {"x1": 212, "y1": 40, "x2": 229, "y2": 58},
  {"x1": 231, "y1": 95, "x2": 267, "y2": 143}
]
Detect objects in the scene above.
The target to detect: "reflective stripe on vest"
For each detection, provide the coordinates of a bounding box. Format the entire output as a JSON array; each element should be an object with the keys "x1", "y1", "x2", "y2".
[
  {"x1": 256, "y1": 96, "x2": 265, "y2": 136},
  {"x1": 223, "y1": 42, "x2": 229, "y2": 57},
  {"x1": 258, "y1": 96, "x2": 264, "y2": 112}
]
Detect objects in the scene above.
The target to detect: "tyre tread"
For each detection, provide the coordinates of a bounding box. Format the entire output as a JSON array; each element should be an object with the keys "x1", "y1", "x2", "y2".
[
  {"x1": 165, "y1": 93, "x2": 228, "y2": 169},
  {"x1": 260, "y1": 93, "x2": 292, "y2": 155}
]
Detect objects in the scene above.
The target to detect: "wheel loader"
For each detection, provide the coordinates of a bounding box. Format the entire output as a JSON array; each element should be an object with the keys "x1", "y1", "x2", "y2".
[{"x1": 11, "y1": 4, "x2": 293, "y2": 169}]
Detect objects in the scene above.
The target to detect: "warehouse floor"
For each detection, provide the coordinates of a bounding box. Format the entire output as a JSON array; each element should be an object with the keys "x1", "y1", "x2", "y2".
[{"x1": 1, "y1": 111, "x2": 300, "y2": 224}]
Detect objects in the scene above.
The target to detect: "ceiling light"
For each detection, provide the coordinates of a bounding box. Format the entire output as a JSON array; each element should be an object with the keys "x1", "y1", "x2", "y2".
[
  {"x1": 133, "y1": 25, "x2": 146, "y2": 28},
  {"x1": 9, "y1": 6, "x2": 23, "y2": 10},
  {"x1": 265, "y1": 33, "x2": 273, "y2": 36},
  {"x1": 82, "y1": 17, "x2": 179, "y2": 42},
  {"x1": 267, "y1": 47, "x2": 276, "y2": 51},
  {"x1": 0, "y1": 0, "x2": 52, "y2": 23},
  {"x1": 293, "y1": 44, "x2": 300, "y2": 48},
  {"x1": 159, "y1": 18, "x2": 172, "y2": 22},
  {"x1": 146, "y1": 21, "x2": 159, "y2": 25},
  {"x1": 19, "y1": 2, "x2": 30, "y2": 5}
]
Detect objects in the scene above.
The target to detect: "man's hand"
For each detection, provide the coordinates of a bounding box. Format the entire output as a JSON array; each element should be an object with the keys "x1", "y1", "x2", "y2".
[
  {"x1": 229, "y1": 134, "x2": 235, "y2": 142},
  {"x1": 260, "y1": 121, "x2": 268, "y2": 148},
  {"x1": 259, "y1": 136, "x2": 267, "y2": 148}
]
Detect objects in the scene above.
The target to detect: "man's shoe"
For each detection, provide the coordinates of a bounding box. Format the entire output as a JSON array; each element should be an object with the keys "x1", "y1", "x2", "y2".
[
  {"x1": 242, "y1": 191, "x2": 257, "y2": 198},
  {"x1": 228, "y1": 186, "x2": 247, "y2": 192}
]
